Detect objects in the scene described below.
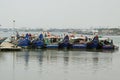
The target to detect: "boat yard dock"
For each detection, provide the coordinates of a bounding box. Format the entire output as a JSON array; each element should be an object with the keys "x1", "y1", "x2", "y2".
[{"x1": 0, "y1": 42, "x2": 22, "y2": 51}]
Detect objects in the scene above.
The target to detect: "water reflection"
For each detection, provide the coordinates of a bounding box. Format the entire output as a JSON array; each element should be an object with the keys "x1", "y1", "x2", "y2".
[
  {"x1": 37, "y1": 50, "x2": 44, "y2": 65},
  {"x1": 24, "y1": 50, "x2": 29, "y2": 67},
  {"x1": 91, "y1": 52, "x2": 112, "y2": 73},
  {"x1": 0, "y1": 49, "x2": 118, "y2": 80},
  {"x1": 63, "y1": 51, "x2": 69, "y2": 66},
  {"x1": 15, "y1": 49, "x2": 113, "y2": 71},
  {"x1": 0, "y1": 52, "x2": 5, "y2": 61}
]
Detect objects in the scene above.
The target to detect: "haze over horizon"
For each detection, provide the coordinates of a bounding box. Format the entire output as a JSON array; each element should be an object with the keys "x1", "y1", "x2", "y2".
[{"x1": 0, "y1": 0, "x2": 120, "y2": 29}]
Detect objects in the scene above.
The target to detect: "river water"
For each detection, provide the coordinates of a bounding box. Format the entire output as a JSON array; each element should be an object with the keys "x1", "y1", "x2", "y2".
[{"x1": 0, "y1": 31, "x2": 120, "y2": 80}]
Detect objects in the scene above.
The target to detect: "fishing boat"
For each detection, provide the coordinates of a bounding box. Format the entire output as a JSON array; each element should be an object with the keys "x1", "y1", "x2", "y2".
[
  {"x1": 61, "y1": 35, "x2": 119, "y2": 50},
  {"x1": 45, "y1": 35, "x2": 62, "y2": 49},
  {"x1": 17, "y1": 33, "x2": 31, "y2": 48},
  {"x1": 40, "y1": 34, "x2": 119, "y2": 50},
  {"x1": 58, "y1": 35, "x2": 72, "y2": 49},
  {"x1": 86, "y1": 35, "x2": 100, "y2": 49},
  {"x1": 86, "y1": 36, "x2": 119, "y2": 50},
  {"x1": 99, "y1": 37, "x2": 119, "y2": 49},
  {"x1": 45, "y1": 35, "x2": 71, "y2": 49},
  {"x1": 11, "y1": 31, "x2": 118, "y2": 50},
  {"x1": 31, "y1": 34, "x2": 45, "y2": 49}
]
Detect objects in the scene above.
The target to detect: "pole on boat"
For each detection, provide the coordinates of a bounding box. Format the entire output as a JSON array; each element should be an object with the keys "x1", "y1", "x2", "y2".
[{"x1": 13, "y1": 20, "x2": 15, "y2": 30}]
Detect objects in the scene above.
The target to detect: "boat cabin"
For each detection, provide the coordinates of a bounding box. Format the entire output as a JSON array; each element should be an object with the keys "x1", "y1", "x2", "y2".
[
  {"x1": 99, "y1": 38, "x2": 113, "y2": 45},
  {"x1": 71, "y1": 36, "x2": 88, "y2": 44}
]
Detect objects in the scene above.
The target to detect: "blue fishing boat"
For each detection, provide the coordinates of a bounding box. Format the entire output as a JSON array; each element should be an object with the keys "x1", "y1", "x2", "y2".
[
  {"x1": 71, "y1": 35, "x2": 118, "y2": 50},
  {"x1": 99, "y1": 38, "x2": 119, "y2": 50},
  {"x1": 86, "y1": 36, "x2": 119, "y2": 50},
  {"x1": 58, "y1": 35, "x2": 72, "y2": 49},
  {"x1": 87, "y1": 36, "x2": 99, "y2": 49},
  {"x1": 17, "y1": 33, "x2": 31, "y2": 48},
  {"x1": 14, "y1": 31, "x2": 118, "y2": 50},
  {"x1": 31, "y1": 34, "x2": 45, "y2": 49},
  {"x1": 45, "y1": 35, "x2": 118, "y2": 50}
]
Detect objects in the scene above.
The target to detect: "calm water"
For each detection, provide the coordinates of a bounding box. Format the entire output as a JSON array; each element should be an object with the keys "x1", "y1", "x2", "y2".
[{"x1": 0, "y1": 31, "x2": 120, "y2": 80}]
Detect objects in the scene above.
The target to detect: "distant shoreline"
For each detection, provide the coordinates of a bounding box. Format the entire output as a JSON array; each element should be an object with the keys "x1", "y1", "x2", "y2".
[{"x1": 0, "y1": 28, "x2": 120, "y2": 36}]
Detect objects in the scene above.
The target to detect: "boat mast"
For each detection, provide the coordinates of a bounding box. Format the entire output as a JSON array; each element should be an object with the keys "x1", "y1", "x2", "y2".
[{"x1": 13, "y1": 20, "x2": 15, "y2": 31}]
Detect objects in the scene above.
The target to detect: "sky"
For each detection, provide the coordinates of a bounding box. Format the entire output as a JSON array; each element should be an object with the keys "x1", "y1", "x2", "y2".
[{"x1": 0, "y1": 0, "x2": 120, "y2": 29}]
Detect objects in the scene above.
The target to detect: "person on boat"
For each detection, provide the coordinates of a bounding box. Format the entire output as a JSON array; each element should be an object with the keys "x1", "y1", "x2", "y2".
[
  {"x1": 104, "y1": 40, "x2": 111, "y2": 45},
  {"x1": 16, "y1": 31, "x2": 20, "y2": 40},
  {"x1": 47, "y1": 32, "x2": 51, "y2": 37},
  {"x1": 85, "y1": 36, "x2": 88, "y2": 42},
  {"x1": 111, "y1": 40, "x2": 113, "y2": 45},
  {"x1": 45, "y1": 33, "x2": 47, "y2": 37}
]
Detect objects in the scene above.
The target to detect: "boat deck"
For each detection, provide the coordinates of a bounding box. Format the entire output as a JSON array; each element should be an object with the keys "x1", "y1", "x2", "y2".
[{"x1": 0, "y1": 42, "x2": 22, "y2": 51}]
